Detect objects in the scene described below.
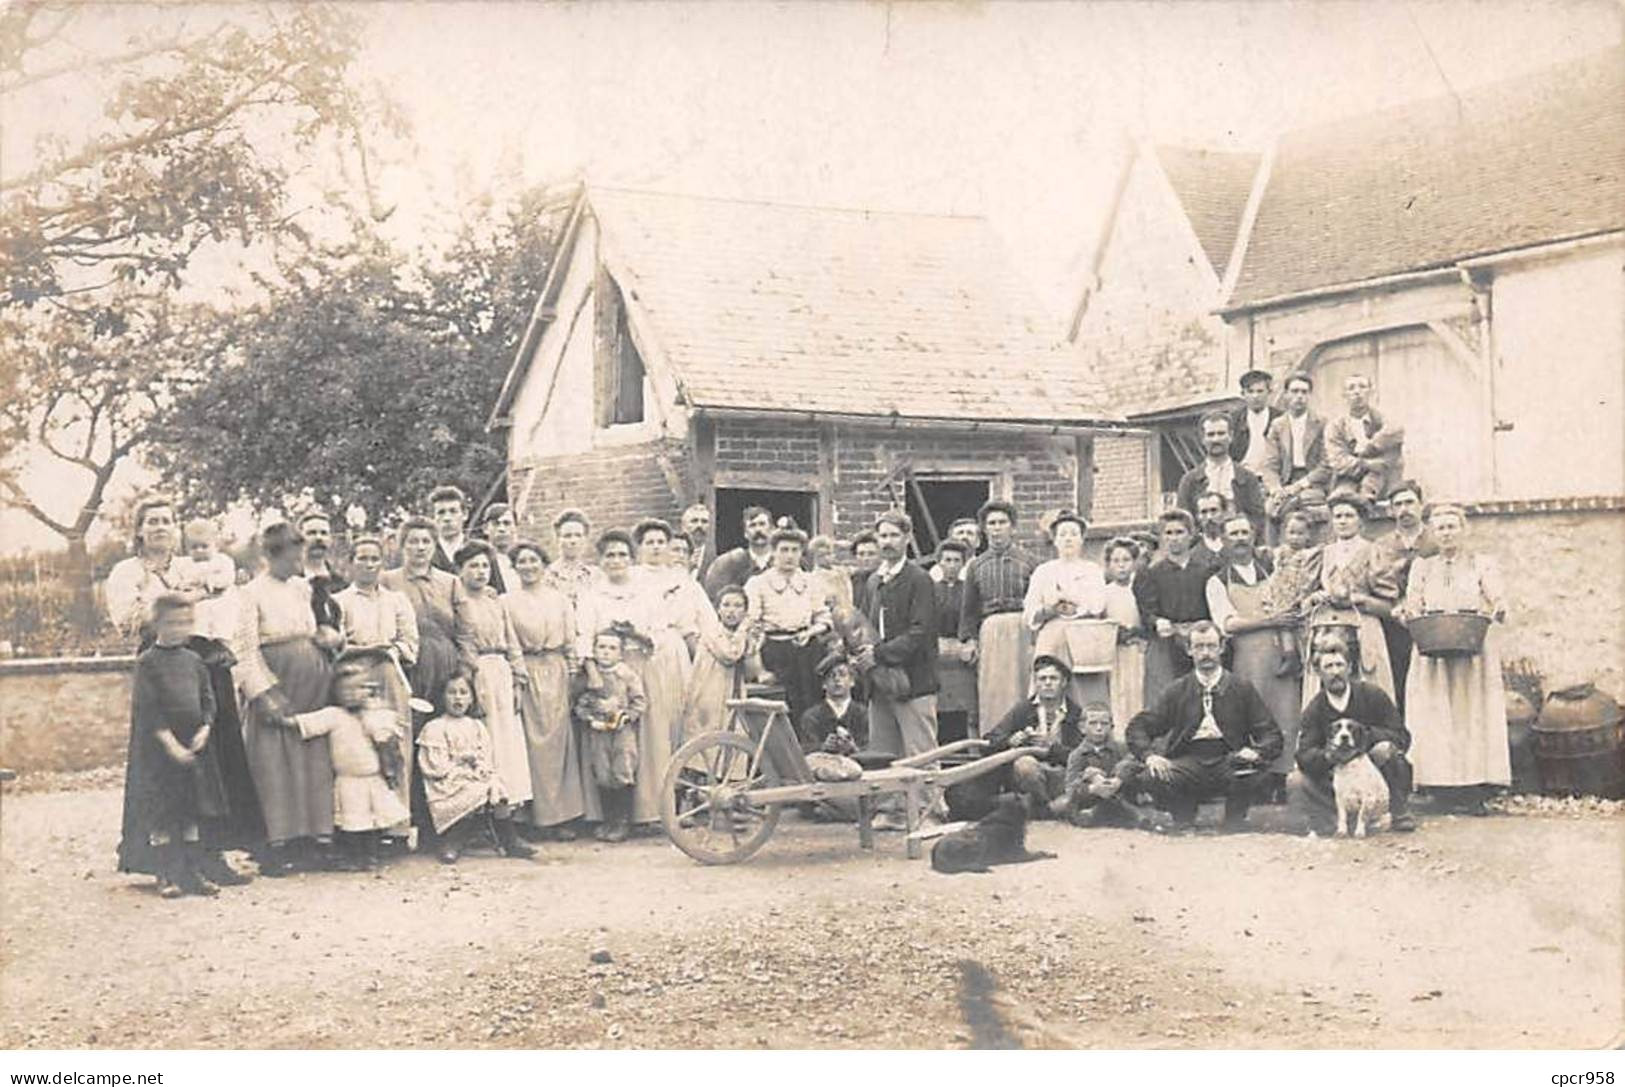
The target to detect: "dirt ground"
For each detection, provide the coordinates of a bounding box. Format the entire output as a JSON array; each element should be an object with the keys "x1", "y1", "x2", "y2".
[{"x1": 1, "y1": 787, "x2": 1621, "y2": 1050}]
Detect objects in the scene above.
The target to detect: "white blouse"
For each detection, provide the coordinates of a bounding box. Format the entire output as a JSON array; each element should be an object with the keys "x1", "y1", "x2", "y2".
[{"x1": 1022, "y1": 558, "x2": 1108, "y2": 632}]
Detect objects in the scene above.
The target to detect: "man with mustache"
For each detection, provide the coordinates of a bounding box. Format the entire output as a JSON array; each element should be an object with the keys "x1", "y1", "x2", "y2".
[
  {"x1": 680, "y1": 502, "x2": 714, "y2": 583},
  {"x1": 1176, "y1": 411, "x2": 1268, "y2": 541},
  {"x1": 296, "y1": 511, "x2": 347, "y2": 649},
  {"x1": 703, "y1": 505, "x2": 776, "y2": 602}
]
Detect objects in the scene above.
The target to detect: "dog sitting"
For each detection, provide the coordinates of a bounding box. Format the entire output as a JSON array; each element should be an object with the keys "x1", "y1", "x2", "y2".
[
  {"x1": 930, "y1": 795, "x2": 1057, "y2": 874},
  {"x1": 1327, "y1": 718, "x2": 1391, "y2": 838}
]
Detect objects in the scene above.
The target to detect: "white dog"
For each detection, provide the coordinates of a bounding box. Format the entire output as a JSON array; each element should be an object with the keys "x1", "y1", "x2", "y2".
[{"x1": 1327, "y1": 718, "x2": 1391, "y2": 838}]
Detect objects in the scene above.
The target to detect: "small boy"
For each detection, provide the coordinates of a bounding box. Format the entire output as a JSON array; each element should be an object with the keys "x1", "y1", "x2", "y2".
[
  {"x1": 1261, "y1": 510, "x2": 1323, "y2": 677},
  {"x1": 285, "y1": 652, "x2": 410, "y2": 870},
  {"x1": 1059, "y1": 702, "x2": 1148, "y2": 828},
  {"x1": 574, "y1": 628, "x2": 647, "y2": 843},
  {"x1": 117, "y1": 595, "x2": 234, "y2": 897},
  {"x1": 796, "y1": 654, "x2": 868, "y2": 818},
  {"x1": 177, "y1": 518, "x2": 240, "y2": 642}
]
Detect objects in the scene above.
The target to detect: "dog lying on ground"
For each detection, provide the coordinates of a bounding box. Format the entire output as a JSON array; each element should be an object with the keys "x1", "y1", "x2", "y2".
[
  {"x1": 931, "y1": 795, "x2": 1057, "y2": 874},
  {"x1": 1328, "y1": 718, "x2": 1391, "y2": 838}
]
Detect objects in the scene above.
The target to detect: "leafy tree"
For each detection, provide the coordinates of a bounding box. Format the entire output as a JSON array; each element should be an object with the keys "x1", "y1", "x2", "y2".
[
  {"x1": 150, "y1": 188, "x2": 574, "y2": 525},
  {"x1": 0, "y1": 4, "x2": 380, "y2": 626}
]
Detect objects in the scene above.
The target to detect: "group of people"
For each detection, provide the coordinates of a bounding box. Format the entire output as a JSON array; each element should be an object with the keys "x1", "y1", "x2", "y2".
[{"x1": 109, "y1": 369, "x2": 1513, "y2": 894}]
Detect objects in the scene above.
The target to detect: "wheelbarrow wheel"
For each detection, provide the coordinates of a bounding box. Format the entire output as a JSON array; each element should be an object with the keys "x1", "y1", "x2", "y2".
[{"x1": 661, "y1": 732, "x2": 782, "y2": 865}]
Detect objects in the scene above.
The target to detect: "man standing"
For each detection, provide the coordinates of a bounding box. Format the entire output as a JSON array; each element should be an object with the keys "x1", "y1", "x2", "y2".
[
  {"x1": 958, "y1": 500, "x2": 1039, "y2": 733},
  {"x1": 680, "y1": 502, "x2": 714, "y2": 583},
  {"x1": 427, "y1": 485, "x2": 470, "y2": 576},
  {"x1": 931, "y1": 518, "x2": 981, "y2": 582},
  {"x1": 702, "y1": 505, "x2": 774, "y2": 602},
  {"x1": 1134, "y1": 509, "x2": 1214, "y2": 695},
  {"x1": 1325, "y1": 374, "x2": 1405, "y2": 502},
  {"x1": 1230, "y1": 369, "x2": 1282, "y2": 478},
  {"x1": 1261, "y1": 372, "x2": 1330, "y2": 534},
  {"x1": 296, "y1": 511, "x2": 348, "y2": 640},
  {"x1": 478, "y1": 502, "x2": 519, "y2": 593},
  {"x1": 1364, "y1": 480, "x2": 1437, "y2": 707},
  {"x1": 1288, "y1": 640, "x2": 1416, "y2": 833},
  {"x1": 1177, "y1": 411, "x2": 1268, "y2": 540},
  {"x1": 1126, "y1": 621, "x2": 1282, "y2": 832},
  {"x1": 931, "y1": 540, "x2": 976, "y2": 743},
  {"x1": 849, "y1": 530, "x2": 881, "y2": 615},
  {"x1": 1192, "y1": 491, "x2": 1230, "y2": 572},
  {"x1": 857, "y1": 510, "x2": 939, "y2": 831}
]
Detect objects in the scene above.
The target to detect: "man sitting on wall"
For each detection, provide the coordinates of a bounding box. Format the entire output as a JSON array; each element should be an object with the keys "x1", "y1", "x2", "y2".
[
  {"x1": 1261, "y1": 371, "x2": 1331, "y2": 535},
  {"x1": 1126, "y1": 621, "x2": 1283, "y2": 832},
  {"x1": 1325, "y1": 374, "x2": 1405, "y2": 503}
]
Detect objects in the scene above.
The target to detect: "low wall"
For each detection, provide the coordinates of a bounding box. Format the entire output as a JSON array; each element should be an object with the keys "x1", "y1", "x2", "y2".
[{"x1": 0, "y1": 657, "x2": 135, "y2": 775}]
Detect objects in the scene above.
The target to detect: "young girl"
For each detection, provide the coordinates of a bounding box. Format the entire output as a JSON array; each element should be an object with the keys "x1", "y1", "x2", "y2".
[
  {"x1": 1102, "y1": 537, "x2": 1146, "y2": 735},
  {"x1": 682, "y1": 585, "x2": 752, "y2": 741},
  {"x1": 117, "y1": 595, "x2": 232, "y2": 898},
  {"x1": 1260, "y1": 510, "x2": 1323, "y2": 676},
  {"x1": 416, "y1": 672, "x2": 528, "y2": 864},
  {"x1": 286, "y1": 652, "x2": 410, "y2": 871}
]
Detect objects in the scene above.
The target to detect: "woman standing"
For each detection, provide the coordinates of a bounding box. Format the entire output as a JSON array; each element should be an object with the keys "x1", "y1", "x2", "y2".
[
  {"x1": 1397, "y1": 505, "x2": 1510, "y2": 813},
  {"x1": 1022, "y1": 511, "x2": 1110, "y2": 710},
  {"x1": 505, "y1": 540, "x2": 586, "y2": 838},
  {"x1": 1102, "y1": 537, "x2": 1147, "y2": 736},
  {"x1": 545, "y1": 509, "x2": 599, "y2": 606},
  {"x1": 1303, "y1": 496, "x2": 1395, "y2": 705},
  {"x1": 231, "y1": 522, "x2": 338, "y2": 876},
  {"x1": 382, "y1": 519, "x2": 462, "y2": 846},
  {"x1": 574, "y1": 530, "x2": 668, "y2": 829},
  {"x1": 633, "y1": 518, "x2": 711, "y2": 752},
  {"x1": 105, "y1": 498, "x2": 189, "y2": 644},
  {"x1": 451, "y1": 541, "x2": 534, "y2": 858}
]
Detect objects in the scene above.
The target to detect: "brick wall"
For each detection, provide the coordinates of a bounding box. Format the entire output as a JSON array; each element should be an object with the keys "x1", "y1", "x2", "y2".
[
  {"x1": 1091, "y1": 431, "x2": 1153, "y2": 526},
  {"x1": 510, "y1": 436, "x2": 693, "y2": 548},
  {"x1": 714, "y1": 418, "x2": 821, "y2": 476}
]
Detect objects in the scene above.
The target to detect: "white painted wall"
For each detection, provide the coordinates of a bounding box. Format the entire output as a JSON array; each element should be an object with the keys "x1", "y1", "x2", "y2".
[
  {"x1": 508, "y1": 213, "x2": 602, "y2": 460},
  {"x1": 1489, "y1": 243, "x2": 1625, "y2": 499}
]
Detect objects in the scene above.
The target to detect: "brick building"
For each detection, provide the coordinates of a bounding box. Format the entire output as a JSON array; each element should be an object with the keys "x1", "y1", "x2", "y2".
[
  {"x1": 487, "y1": 187, "x2": 1148, "y2": 558},
  {"x1": 1070, "y1": 47, "x2": 1625, "y2": 696}
]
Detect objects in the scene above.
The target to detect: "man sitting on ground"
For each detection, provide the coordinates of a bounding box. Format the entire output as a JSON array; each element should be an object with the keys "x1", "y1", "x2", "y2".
[
  {"x1": 985, "y1": 654, "x2": 1083, "y2": 817},
  {"x1": 1126, "y1": 621, "x2": 1283, "y2": 832},
  {"x1": 1288, "y1": 639, "x2": 1417, "y2": 834}
]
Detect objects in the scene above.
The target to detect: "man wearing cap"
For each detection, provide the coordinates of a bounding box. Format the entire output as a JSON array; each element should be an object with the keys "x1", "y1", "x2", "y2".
[
  {"x1": 857, "y1": 511, "x2": 939, "y2": 829},
  {"x1": 1127, "y1": 620, "x2": 1283, "y2": 832},
  {"x1": 1230, "y1": 369, "x2": 1282, "y2": 478},
  {"x1": 957, "y1": 499, "x2": 1039, "y2": 735},
  {"x1": 985, "y1": 654, "x2": 1085, "y2": 817},
  {"x1": 743, "y1": 524, "x2": 832, "y2": 725}
]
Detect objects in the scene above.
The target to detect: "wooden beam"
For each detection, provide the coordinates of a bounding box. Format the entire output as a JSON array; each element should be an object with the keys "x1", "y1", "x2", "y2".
[
  {"x1": 1074, "y1": 431, "x2": 1096, "y2": 518},
  {"x1": 693, "y1": 415, "x2": 716, "y2": 512},
  {"x1": 816, "y1": 421, "x2": 836, "y2": 535},
  {"x1": 713, "y1": 468, "x2": 822, "y2": 492}
]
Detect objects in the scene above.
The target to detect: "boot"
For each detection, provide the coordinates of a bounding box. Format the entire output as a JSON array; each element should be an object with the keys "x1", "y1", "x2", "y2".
[
  {"x1": 600, "y1": 787, "x2": 631, "y2": 843},
  {"x1": 195, "y1": 848, "x2": 254, "y2": 886},
  {"x1": 493, "y1": 816, "x2": 536, "y2": 859},
  {"x1": 175, "y1": 843, "x2": 221, "y2": 897},
  {"x1": 438, "y1": 818, "x2": 472, "y2": 865},
  {"x1": 255, "y1": 843, "x2": 296, "y2": 879},
  {"x1": 155, "y1": 842, "x2": 185, "y2": 899}
]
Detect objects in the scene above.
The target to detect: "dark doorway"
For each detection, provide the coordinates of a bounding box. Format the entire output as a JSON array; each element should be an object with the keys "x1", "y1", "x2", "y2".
[
  {"x1": 903, "y1": 476, "x2": 991, "y2": 557},
  {"x1": 714, "y1": 488, "x2": 818, "y2": 552}
]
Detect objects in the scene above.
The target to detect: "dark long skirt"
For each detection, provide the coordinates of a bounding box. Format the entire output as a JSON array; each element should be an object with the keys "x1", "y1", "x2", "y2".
[
  {"x1": 187, "y1": 635, "x2": 265, "y2": 849},
  {"x1": 244, "y1": 639, "x2": 335, "y2": 843},
  {"x1": 118, "y1": 720, "x2": 228, "y2": 876}
]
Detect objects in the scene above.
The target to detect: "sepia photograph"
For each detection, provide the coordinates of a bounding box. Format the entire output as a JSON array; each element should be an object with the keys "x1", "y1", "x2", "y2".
[{"x1": 0, "y1": 0, "x2": 1621, "y2": 1069}]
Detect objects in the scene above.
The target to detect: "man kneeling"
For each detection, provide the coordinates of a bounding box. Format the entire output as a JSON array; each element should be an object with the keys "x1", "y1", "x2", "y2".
[
  {"x1": 1289, "y1": 639, "x2": 1416, "y2": 834},
  {"x1": 985, "y1": 655, "x2": 1082, "y2": 816},
  {"x1": 1126, "y1": 621, "x2": 1283, "y2": 832}
]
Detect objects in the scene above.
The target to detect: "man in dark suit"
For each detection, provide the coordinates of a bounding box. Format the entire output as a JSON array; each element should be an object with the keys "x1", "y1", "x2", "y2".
[
  {"x1": 1126, "y1": 620, "x2": 1282, "y2": 831},
  {"x1": 1230, "y1": 368, "x2": 1282, "y2": 476},
  {"x1": 1177, "y1": 411, "x2": 1268, "y2": 540},
  {"x1": 1288, "y1": 639, "x2": 1416, "y2": 833},
  {"x1": 702, "y1": 505, "x2": 774, "y2": 601},
  {"x1": 1261, "y1": 371, "x2": 1331, "y2": 532},
  {"x1": 427, "y1": 485, "x2": 470, "y2": 576},
  {"x1": 680, "y1": 502, "x2": 715, "y2": 584},
  {"x1": 856, "y1": 510, "x2": 939, "y2": 828}
]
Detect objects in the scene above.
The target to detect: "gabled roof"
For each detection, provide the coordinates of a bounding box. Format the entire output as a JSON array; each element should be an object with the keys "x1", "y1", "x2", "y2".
[
  {"x1": 1154, "y1": 146, "x2": 1261, "y2": 278},
  {"x1": 1228, "y1": 46, "x2": 1625, "y2": 308},
  {"x1": 1073, "y1": 320, "x2": 1230, "y2": 419},
  {"x1": 497, "y1": 186, "x2": 1121, "y2": 427}
]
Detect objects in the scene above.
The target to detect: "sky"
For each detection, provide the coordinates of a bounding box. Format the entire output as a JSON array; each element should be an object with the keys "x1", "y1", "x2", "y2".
[{"x1": 3, "y1": 0, "x2": 1621, "y2": 554}]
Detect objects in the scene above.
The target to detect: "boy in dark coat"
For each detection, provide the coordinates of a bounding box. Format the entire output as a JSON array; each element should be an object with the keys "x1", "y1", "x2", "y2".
[{"x1": 1061, "y1": 703, "x2": 1148, "y2": 827}]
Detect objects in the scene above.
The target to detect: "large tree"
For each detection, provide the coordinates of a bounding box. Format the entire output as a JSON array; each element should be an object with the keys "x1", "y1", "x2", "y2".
[
  {"x1": 0, "y1": 3, "x2": 380, "y2": 624},
  {"x1": 150, "y1": 187, "x2": 573, "y2": 523}
]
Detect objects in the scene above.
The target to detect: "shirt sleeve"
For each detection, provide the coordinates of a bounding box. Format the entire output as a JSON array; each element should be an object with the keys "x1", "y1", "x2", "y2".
[
  {"x1": 230, "y1": 583, "x2": 277, "y2": 702},
  {"x1": 1021, "y1": 565, "x2": 1051, "y2": 632},
  {"x1": 415, "y1": 720, "x2": 455, "y2": 780},
  {"x1": 294, "y1": 706, "x2": 347, "y2": 741},
  {"x1": 394, "y1": 592, "x2": 420, "y2": 665},
  {"x1": 957, "y1": 564, "x2": 984, "y2": 642},
  {"x1": 1206, "y1": 575, "x2": 1239, "y2": 633},
  {"x1": 103, "y1": 560, "x2": 148, "y2": 638}
]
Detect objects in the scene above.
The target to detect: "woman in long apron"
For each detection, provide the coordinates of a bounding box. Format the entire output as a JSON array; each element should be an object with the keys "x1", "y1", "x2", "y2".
[
  {"x1": 631, "y1": 519, "x2": 710, "y2": 826},
  {"x1": 505, "y1": 540, "x2": 587, "y2": 838},
  {"x1": 231, "y1": 522, "x2": 337, "y2": 876},
  {"x1": 451, "y1": 541, "x2": 535, "y2": 858},
  {"x1": 1397, "y1": 505, "x2": 1510, "y2": 814},
  {"x1": 382, "y1": 519, "x2": 463, "y2": 848},
  {"x1": 1102, "y1": 537, "x2": 1147, "y2": 744},
  {"x1": 1022, "y1": 512, "x2": 1111, "y2": 711}
]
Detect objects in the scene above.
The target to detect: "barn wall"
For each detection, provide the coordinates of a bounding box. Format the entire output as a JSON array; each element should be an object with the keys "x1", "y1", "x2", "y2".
[
  {"x1": 508, "y1": 212, "x2": 602, "y2": 459},
  {"x1": 1090, "y1": 430, "x2": 1156, "y2": 526},
  {"x1": 508, "y1": 437, "x2": 693, "y2": 548},
  {"x1": 1489, "y1": 244, "x2": 1625, "y2": 500}
]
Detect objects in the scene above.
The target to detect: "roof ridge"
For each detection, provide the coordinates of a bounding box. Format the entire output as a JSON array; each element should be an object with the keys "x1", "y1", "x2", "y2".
[{"x1": 587, "y1": 183, "x2": 988, "y2": 223}]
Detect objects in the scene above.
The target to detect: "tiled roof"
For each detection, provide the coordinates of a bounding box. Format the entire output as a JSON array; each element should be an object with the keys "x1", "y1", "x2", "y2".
[
  {"x1": 1154, "y1": 146, "x2": 1260, "y2": 277},
  {"x1": 588, "y1": 187, "x2": 1120, "y2": 423},
  {"x1": 1229, "y1": 46, "x2": 1625, "y2": 307}
]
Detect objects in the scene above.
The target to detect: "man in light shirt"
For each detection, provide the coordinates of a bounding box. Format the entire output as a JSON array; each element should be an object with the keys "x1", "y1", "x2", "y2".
[
  {"x1": 1230, "y1": 369, "x2": 1281, "y2": 477},
  {"x1": 1262, "y1": 372, "x2": 1330, "y2": 536},
  {"x1": 1325, "y1": 374, "x2": 1405, "y2": 503},
  {"x1": 1176, "y1": 412, "x2": 1267, "y2": 540}
]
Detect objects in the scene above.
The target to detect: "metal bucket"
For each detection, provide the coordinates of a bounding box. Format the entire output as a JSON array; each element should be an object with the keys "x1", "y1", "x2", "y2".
[
  {"x1": 1533, "y1": 684, "x2": 1624, "y2": 798},
  {"x1": 1408, "y1": 612, "x2": 1491, "y2": 658}
]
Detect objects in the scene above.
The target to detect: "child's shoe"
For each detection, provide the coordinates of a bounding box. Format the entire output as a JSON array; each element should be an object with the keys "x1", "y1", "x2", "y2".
[
  {"x1": 493, "y1": 817, "x2": 536, "y2": 859},
  {"x1": 174, "y1": 847, "x2": 221, "y2": 897}
]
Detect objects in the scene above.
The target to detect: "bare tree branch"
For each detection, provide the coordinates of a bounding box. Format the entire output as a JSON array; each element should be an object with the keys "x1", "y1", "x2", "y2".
[{"x1": 0, "y1": 472, "x2": 73, "y2": 537}]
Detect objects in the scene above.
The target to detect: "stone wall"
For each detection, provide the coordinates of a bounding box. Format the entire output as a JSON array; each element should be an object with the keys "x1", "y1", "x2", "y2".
[{"x1": 0, "y1": 657, "x2": 134, "y2": 775}]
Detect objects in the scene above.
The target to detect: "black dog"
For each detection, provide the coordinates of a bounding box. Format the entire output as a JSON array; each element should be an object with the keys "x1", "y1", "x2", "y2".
[{"x1": 930, "y1": 795, "x2": 1057, "y2": 874}]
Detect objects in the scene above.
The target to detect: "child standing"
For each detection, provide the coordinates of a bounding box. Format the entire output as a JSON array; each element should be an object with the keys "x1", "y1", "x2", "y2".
[
  {"x1": 117, "y1": 595, "x2": 233, "y2": 898},
  {"x1": 574, "y1": 628, "x2": 647, "y2": 843},
  {"x1": 1261, "y1": 510, "x2": 1324, "y2": 677},
  {"x1": 681, "y1": 586, "x2": 752, "y2": 741},
  {"x1": 285, "y1": 652, "x2": 410, "y2": 871},
  {"x1": 416, "y1": 672, "x2": 530, "y2": 864},
  {"x1": 1060, "y1": 703, "x2": 1147, "y2": 828}
]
